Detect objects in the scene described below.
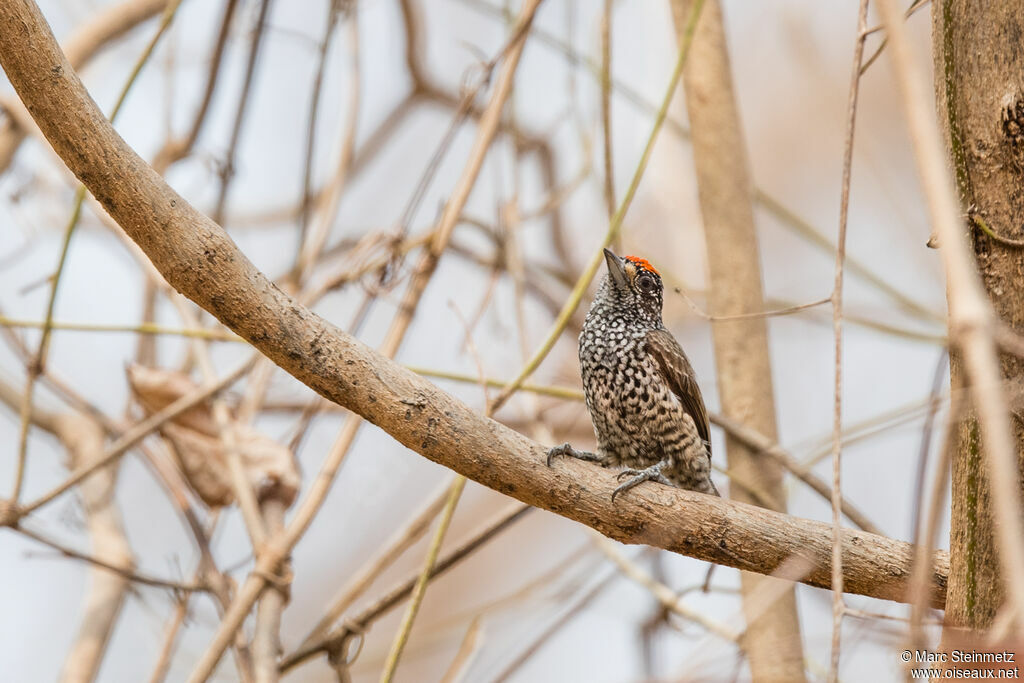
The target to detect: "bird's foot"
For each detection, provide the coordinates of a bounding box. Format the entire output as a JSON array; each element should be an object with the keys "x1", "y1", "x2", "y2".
[
  {"x1": 546, "y1": 442, "x2": 601, "y2": 467},
  {"x1": 612, "y1": 462, "x2": 673, "y2": 501}
]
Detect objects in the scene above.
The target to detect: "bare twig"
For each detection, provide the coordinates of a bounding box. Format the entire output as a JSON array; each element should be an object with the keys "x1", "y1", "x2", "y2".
[
  {"x1": 280, "y1": 504, "x2": 533, "y2": 673},
  {"x1": 908, "y1": 396, "x2": 959, "y2": 658},
  {"x1": 15, "y1": 523, "x2": 199, "y2": 593},
  {"x1": 297, "y1": 479, "x2": 454, "y2": 648},
  {"x1": 594, "y1": 535, "x2": 742, "y2": 643},
  {"x1": 599, "y1": 0, "x2": 615, "y2": 228},
  {"x1": 490, "y1": 563, "x2": 619, "y2": 682},
  {"x1": 379, "y1": 476, "x2": 467, "y2": 682},
  {"x1": 210, "y1": 0, "x2": 273, "y2": 225},
  {"x1": 152, "y1": 0, "x2": 239, "y2": 173},
  {"x1": 439, "y1": 617, "x2": 483, "y2": 683},
  {"x1": 293, "y1": 3, "x2": 360, "y2": 283},
  {"x1": 253, "y1": 499, "x2": 289, "y2": 683},
  {"x1": 15, "y1": 356, "x2": 255, "y2": 518},
  {"x1": 828, "y1": 2, "x2": 870, "y2": 678}
]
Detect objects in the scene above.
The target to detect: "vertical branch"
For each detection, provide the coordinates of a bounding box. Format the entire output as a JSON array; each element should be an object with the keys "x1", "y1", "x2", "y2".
[
  {"x1": 56, "y1": 415, "x2": 134, "y2": 683},
  {"x1": 828, "y1": 2, "x2": 870, "y2": 678},
  {"x1": 252, "y1": 500, "x2": 289, "y2": 683},
  {"x1": 293, "y1": 7, "x2": 361, "y2": 285},
  {"x1": 880, "y1": 0, "x2": 1024, "y2": 631},
  {"x1": 295, "y1": 0, "x2": 342, "y2": 262},
  {"x1": 152, "y1": 0, "x2": 240, "y2": 173},
  {"x1": 599, "y1": 0, "x2": 616, "y2": 241},
  {"x1": 669, "y1": 1, "x2": 806, "y2": 680},
  {"x1": 211, "y1": 0, "x2": 273, "y2": 226},
  {"x1": 928, "y1": 0, "x2": 1024, "y2": 631}
]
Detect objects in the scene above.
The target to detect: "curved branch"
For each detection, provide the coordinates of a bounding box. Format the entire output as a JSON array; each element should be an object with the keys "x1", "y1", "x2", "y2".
[{"x1": 0, "y1": 0, "x2": 948, "y2": 610}]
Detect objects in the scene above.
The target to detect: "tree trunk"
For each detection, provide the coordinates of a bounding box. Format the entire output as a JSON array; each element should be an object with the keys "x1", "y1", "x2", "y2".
[
  {"x1": 933, "y1": 1, "x2": 1024, "y2": 631},
  {"x1": 670, "y1": 1, "x2": 807, "y2": 680}
]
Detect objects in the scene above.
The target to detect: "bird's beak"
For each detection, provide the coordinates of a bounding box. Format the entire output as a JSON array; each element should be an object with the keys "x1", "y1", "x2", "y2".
[{"x1": 603, "y1": 248, "x2": 629, "y2": 289}]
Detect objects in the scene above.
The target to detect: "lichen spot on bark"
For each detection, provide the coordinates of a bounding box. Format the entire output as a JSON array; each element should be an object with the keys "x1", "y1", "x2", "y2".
[{"x1": 999, "y1": 91, "x2": 1024, "y2": 172}]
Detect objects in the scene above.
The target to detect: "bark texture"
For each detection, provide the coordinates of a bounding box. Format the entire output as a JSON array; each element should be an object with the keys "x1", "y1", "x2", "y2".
[
  {"x1": 0, "y1": 0, "x2": 951, "y2": 613},
  {"x1": 933, "y1": 1, "x2": 1024, "y2": 630},
  {"x1": 671, "y1": 1, "x2": 806, "y2": 680}
]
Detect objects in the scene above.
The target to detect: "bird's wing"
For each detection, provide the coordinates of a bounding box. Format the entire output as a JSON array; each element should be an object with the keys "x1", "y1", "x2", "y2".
[{"x1": 645, "y1": 328, "x2": 711, "y2": 454}]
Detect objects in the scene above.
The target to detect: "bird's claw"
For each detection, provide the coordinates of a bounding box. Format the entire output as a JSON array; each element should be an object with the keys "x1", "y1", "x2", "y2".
[
  {"x1": 546, "y1": 442, "x2": 600, "y2": 467},
  {"x1": 546, "y1": 442, "x2": 571, "y2": 467},
  {"x1": 612, "y1": 464, "x2": 673, "y2": 501}
]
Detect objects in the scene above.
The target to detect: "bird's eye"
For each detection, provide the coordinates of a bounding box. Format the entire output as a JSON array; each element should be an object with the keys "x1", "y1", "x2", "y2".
[{"x1": 637, "y1": 274, "x2": 657, "y2": 293}]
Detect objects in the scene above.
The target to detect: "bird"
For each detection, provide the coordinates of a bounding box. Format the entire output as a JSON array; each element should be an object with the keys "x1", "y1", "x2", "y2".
[{"x1": 547, "y1": 249, "x2": 718, "y2": 500}]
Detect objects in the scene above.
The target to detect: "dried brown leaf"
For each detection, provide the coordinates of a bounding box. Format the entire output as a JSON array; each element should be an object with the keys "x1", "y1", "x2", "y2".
[{"x1": 128, "y1": 365, "x2": 300, "y2": 507}]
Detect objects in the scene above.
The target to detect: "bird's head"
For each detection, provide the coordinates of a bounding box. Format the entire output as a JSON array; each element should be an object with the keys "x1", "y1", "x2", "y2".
[{"x1": 599, "y1": 248, "x2": 664, "y2": 323}]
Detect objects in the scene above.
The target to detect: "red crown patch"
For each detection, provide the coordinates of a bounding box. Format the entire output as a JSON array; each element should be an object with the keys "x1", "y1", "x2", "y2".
[{"x1": 624, "y1": 255, "x2": 659, "y2": 276}]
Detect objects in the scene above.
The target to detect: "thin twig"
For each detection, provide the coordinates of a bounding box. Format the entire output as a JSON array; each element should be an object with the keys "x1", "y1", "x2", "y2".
[
  {"x1": 674, "y1": 290, "x2": 830, "y2": 322},
  {"x1": 148, "y1": 591, "x2": 190, "y2": 683},
  {"x1": 152, "y1": 0, "x2": 239, "y2": 173},
  {"x1": 489, "y1": 563, "x2": 619, "y2": 682},
  {"x1": 379, "y1": 477, "x2": 467, "y2": 682},
  {"x1": 969, "y1": 212, "x2": 1024, "y2": 249},
  {"x1": 279, "y1": 504, "x2": 533, "y2": 673},
  {"x1": 859, "y1": 0, "x2": 932, "y2": 75},
  {"x1": 14, "y1": 525, "x2": 202, "y2": 593},
  {"x1": 0, "y1": 315, "x2": 241, "y2": 341},
  {"x1": 296, "y1": 0, "x2": 342, "y2": 256},
  {"x1": 828, "y1": 2, "x2": 870, "y2": 678},
  {"x1": 599, "y1": 0, "x2": 616, "y2": 235},
  {"x1": 293, "y1": 3, "x2": 360, "y2": 283},
  {"x1": 594, "y1": 535, "x2": 742, "y2": 643},
  {"x1": 439, "y1": 617, "x2": 483, "y2": 683},
  {"x1": 907, "y1": 395, "x2": 959, "y2": 659},
  {"x1": 210, "y1": 0, "x2": 273, "y2": 225},
  {"x1": 15, "y1": 356, "x2": 255, "y2": 518},
  {"x1": 297, "y1": 479, "x2": 454, "y2": 648},
  {"x1": 910, "y1": 349, "x2": 949, "y2": 540}
]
